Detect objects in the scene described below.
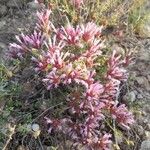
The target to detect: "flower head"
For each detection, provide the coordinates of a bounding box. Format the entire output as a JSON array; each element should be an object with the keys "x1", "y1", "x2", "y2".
[
  {"x1": 57, "y1": 24, "x2": 82, "y2": 46},
  {"x1": 36, "y1": 9, "x2": 52, "y2": 34},
  {"x1": 111, "y1": 104, "x2": 134, "y2": 129},
  {"x1": 93, "y1": 134, "x2": 112, "y2": 150},
  {"x1": 85, "y1": 82, "x2": 104, "y2": 100},
  {"x1": 107, "y1": 51, "x2": 128, "y2": 81},
  {"x1": 81, "y1": 22, "x2": 102, "y2": 43},
  {"x1": 42, "y1": 68, "x2": 61, "y2": 89},
  {"x1": 8, "y1": 43, "x2": 24, "y2": 59}
]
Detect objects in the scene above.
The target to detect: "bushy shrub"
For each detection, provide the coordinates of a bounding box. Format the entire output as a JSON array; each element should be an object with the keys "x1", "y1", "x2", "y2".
[
  {"x1": 37, "y1": 0, "x2": 146, "y2": 27},
  {"x1": 8, "y1": 3, "x2": 134, "y2": 150}
]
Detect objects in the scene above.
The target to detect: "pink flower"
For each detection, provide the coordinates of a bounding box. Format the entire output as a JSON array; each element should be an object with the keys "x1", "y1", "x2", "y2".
[
  {"x1": 45, "y1": 117, "x2": 62, "y2": 133},
  {"x1": 31, "y1": 52, "x2": 51, "y2": 72},
  {"x1": 45, "y1": 117, "x2": 73, "y2": 134},
  {"x1": 8, "y1": 43, "x2": 24, "y2": 59},
  {"x1": 24, "y1": 31, "x2": 44, "y2": 49},
  {"x1": 9, "y1": 31, "x2": 45, "y2": 59},
  {"x1": 94, "y1": 134, "x2": 112, "y2": 150},
  {"x1": 84, "y1": 103, "x2": 105, "y2": 125},
  {"x1": 85, "y1": 82, "x2": 104, "y2": 100},
  {"x1": 81, "y1": 22, "x2": 102, "y2": 43},
  {"x1": 50, "y1": 51, "x2": 70, "y2": 69},
  {"x1": 42, "y1": 68, "x2": 62, "y2": 89},
  {"x1": 36, "y1": 9, "x2": 52, "y2": 34},
  {"x1": 107, "y1": 51, "x2": 128, "y2": 81},
  {"x1": 122, "y1": 50, "x2": 133, "y2": 67},
  {"x1": 82, "y1": 39, "x2": 103, "y2": 67},
  {"x1": 56, "y1": 24, "x2": 82, "y2": 46},
  {"x1": 62, "y1": 64, "x2": 82, "y2": 84},
  {"x1": 104, "y1": 78, "x2": 120, "y2": 97},
  {"x1": 111, "y1": 104, "x2": 134, "y2": 129},
  {"x1": 46, "y1": 35, "x2": 65, "y2": 53},
  {"x1": 16, "y1": 31, "x2": 44, "y2": 49}
]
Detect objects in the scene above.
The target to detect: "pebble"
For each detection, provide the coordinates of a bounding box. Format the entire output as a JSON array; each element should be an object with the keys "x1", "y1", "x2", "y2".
[
  {"x1": 123, "y1": 91, "x2": 136, "y2": 102},
  {"x1": 27, "y1": 1, "x2": 45, "y2": 10},
  {"x1": 32, "y1": 123, "x2": 40, "y2": 132},
  {"x1": 129, "y1": 91, "x2": 136, "y2": 102},
  {"x1": 17, "y1": 145, "x2": 29, "y2": 150},
  {"x1": 140, "y1": 140, "x2": 150, "y2": 150},
  {"x1": 136, "y1": 76, "x2": 150, "y2": 91},
  {"x1": 136, "y1": 76, "x2": 145, "y2": 85},
  {"x1": 0, "y1": 42, "x2": 6, "y2": 61},
  {"x1": 147, "y1": 124, "x2": 150, "y2": 130},
  {"x1": 138, "y1": 51, "x2": 150, "y2": 61},
  {"x1": 145, "y1": 131, "x2": 150, "y2": 139},
  {"x1": 0, "y1": 20, "x2": 6, "y2": 28},
  {"x1": 137, "y1": 94, "x2": 143, "y2": 99},
  {"x1": 0, "y1": 4, "x2": 7, "y2": 17},
  {"x1": 147, "y1": 75, "x2": 150, "y2": 82},
  {"x1": 0, "y1": 42, "x2": 7, "y2": 51},
  {"x1": 138, "y1": 125, "x2": 144, "y2": 136}
]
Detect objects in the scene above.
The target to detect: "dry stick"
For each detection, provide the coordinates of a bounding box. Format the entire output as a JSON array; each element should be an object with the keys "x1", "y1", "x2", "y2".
[
  {"x1": 2, "y1": 125, "x2": 16, "y2": 150},
  {"x1": 38, "y1": 137, "x2": 44, "y2": 150}
]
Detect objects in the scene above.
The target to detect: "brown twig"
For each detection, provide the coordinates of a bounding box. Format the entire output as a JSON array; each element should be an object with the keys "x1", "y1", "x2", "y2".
[{"x1": 2, "y1": 125, "x2": 16, "y2": 150}]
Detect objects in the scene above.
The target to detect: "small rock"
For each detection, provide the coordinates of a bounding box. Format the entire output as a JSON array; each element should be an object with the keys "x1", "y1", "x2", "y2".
[
  {"x1": 45, "y1": 147, "x2": 51, "y2": 150},
  {"x1": 144, "y1": 130, "x2": 150, "y2": 140},
  {"x1": 137, "y1": 125, "x2": 144, "y2": 136},
  {"x1": 136, "y1": 76, "x2": 150, "y2": 91},
  {"x1": 147, "y1": 124, "x2": 150, "y2": 130},
  {"x1": 138, "y1": 51, "x2": 150, "y2": 62},
  {"x1": 7, "y1": 0, "x2": 24, "y2": 8},
  {"x1": 0, "y1": 42, "x2": 7, "y2": 53},
  {"x1": 143, "y1": 118, "x2": 149, "y2": 124},
  {"x1": 123, "y1": 91, "x2": 136, "y2": 102},
  {"x1": 144, "y1": 106, "x2": 150, "y2": 114},
  {"x1": 145, "y1": 131, "x2": 150, "y2": 139},
  {"x1": 137, "y1": 94, "x2": 143, "y2": 99},
  {"x1": 27, "y1": 1, "x2": 44, "y2": 10},
  {"x1": 144, "y1": 81, "x2": 150, "y2": 91},
  {"x1": 129, "y1": 91, "x2": 136, "y2": 102},
  {"x1": 140, "y1": 140, "x2": 150, "y2": 150},
  {"x1": 136, "y1": 76, "x2": 145, "y2": 85},
  {"x1": 32, "y1": 123, "x2": 40, "y2": 132},
  {"x1": 147, "y1": 75, "x2": 150, "y2": 82},
  {"x1": 17, "y1": 145, "x2": 29, "y2": 150},
  {"x1": 0, "y1": 20, "x2": 6, "y2": 28},
  {"x1": 0, "y1": 4, "x2": 7, "y2": 17}
]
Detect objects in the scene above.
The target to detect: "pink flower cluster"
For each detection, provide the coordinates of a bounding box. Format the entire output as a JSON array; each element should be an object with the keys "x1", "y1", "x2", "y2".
[{"x1": 9, "y1": 8, "x2": 134, "y2": 150}]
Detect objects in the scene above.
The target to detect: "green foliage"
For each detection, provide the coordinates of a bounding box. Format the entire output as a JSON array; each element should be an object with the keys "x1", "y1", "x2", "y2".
[
  {"x1": 128, "y1": 0, "x2": 148, "y2": 32},
  {"x1": 46, "y1": 0, "x2": 147, "y2": 28}
]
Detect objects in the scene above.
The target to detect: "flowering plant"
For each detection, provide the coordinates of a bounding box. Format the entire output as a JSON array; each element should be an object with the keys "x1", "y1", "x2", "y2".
[{"x1": 9, "y1": 5, "x2": 134, "y2": 150}]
